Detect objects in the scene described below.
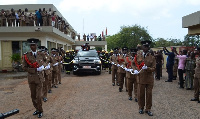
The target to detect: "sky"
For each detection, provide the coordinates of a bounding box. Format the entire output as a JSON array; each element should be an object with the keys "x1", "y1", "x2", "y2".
[{"x1": 1, "y1": 0, "x2": 200, "y2": 41}]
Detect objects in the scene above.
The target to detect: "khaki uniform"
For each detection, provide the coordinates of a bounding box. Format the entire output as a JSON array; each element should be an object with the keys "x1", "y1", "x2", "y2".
[
  {"x1": 135, "y1": 51, "x2": 156, "y2": 111},
  {"x1": 0, "y1": 11, "x2": 6, "y2": 26},
  {"x1": 194, "y1": 56, "x2": 200, "y2": 99},
  {"x1": 51, "y1": 54, "x2": 59, "y2": 87},
  {"x1": 43, "y1": 54, "x2": 53, "y2": 98},
  {"x1": 9, "y1": 11, "x2": 15, "y2": 26},
  {"x1": 110, "y1": 54, "x2": 118, "y2": 84},
  {"x1": 125, "y1": 56, "x2": 137, "y2": 99},
  {"x1": 48, "y1": 11, "x2": 52, "y2": 26},
  {"x1": 173, "y1": 57, "x2": 178, "y2": 79},
  {"x1": 117, "y1": 54, "x2": 127, "y2": 90},
  {"x1": 22, "y1": 51, "x2": 46, "y2": 112},
  {"x1": 41, "y1": 11, "x2": 47, "y2": 26},
  {"x1": 25, "y1": 12, "x2": 30, "y2": 26},
  {"x1": 58, "y1": 55, "x2": 63, "y2": 84}
]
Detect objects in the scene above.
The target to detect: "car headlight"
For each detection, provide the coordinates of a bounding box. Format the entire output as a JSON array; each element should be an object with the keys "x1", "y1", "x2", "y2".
[
  {"x1": 72, "y1": 59, "x2": 78, "y2": 64},
  {"x1": 94, "y1": 60, "x2": 101, "y2": 64}
]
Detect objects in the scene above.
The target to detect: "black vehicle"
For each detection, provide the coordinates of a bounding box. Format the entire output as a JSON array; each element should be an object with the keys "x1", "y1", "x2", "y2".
[{"x1": 72, "y1": 49, "x2": 101, "y2": 75}]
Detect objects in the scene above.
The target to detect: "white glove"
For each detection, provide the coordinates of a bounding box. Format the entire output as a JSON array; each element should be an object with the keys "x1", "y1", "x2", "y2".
[
  {"x1": 124, "y1": 67, "x2": 127, "y2": 71},
  {"x1": 117, "y1": 64, "x2": 120, "y2": 67},
  {"x1": 111, "y1": 62, "x2": 114, "y2": 65},
  {"x1": 37, "y1": 65, "x2": 44, "y2": 72},
  {"x1": 134, "y1": 70, "x2": 139, "y2": 74},
  {"x1": 142, "y1": 65, "x2": 147, "y2": 70},
  {"x1": 129, "y1": 69, "x2": 133, "y2": 72},
  {"x1": 45, "y1": 63, "x2": 50, "y2": 70},
  {"x1": 53, "y1": 62, "x2": 58, "y2": 66},
  {"x1": 120, "y1": 65, "x2": 124, "y2": 68},
  {"x1": 60, "y1": 61, "x2": 63, "y2": 63}
]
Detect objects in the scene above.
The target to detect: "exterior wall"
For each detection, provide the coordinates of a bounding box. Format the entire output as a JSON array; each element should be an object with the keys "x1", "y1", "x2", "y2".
[
  {"x1": 188, "y1": 27, "x2": 200, "y2": 35},
  {"x1": 182, "y1": 11, "x2": 200, "y2": 28}
]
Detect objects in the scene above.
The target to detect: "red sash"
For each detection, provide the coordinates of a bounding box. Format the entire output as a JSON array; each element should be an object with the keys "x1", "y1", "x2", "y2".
[
  {"x1": 118, "y1": 55, "x2": 124, "y2": 64},
  {"x1": 24, "y1": 54, "x2": 39, "y2": 68},
  {"x1": 126, "y1": 57, "x2": 131, "y2": 68},
  {"x1": 134, "y1": 55, "x2": 144, "y2": 70}
]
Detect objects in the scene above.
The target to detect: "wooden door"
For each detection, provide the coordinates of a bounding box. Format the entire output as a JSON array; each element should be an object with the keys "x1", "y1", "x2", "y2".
[{"x1": 2, "y1": 41, "x2": 12, "y2": 69}]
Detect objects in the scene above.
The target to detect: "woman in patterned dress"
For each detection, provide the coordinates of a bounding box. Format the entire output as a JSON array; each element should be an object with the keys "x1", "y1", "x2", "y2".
[{"x1": 185, "y1": 52, "x2": 196, "y2": 90}]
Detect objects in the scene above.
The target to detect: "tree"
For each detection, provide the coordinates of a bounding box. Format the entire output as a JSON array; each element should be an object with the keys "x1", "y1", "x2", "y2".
[
  {"x1": 106, "y1": 24, "x2": 153, "y2": 51},
  {"x1": 183, "y1": 34, "x2": 200, "y2": 47}
]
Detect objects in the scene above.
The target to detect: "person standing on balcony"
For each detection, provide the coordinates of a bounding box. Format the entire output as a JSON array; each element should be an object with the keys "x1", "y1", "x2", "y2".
[{"x1": 35, "y1": 8, "x2": 42, "y2": 26}]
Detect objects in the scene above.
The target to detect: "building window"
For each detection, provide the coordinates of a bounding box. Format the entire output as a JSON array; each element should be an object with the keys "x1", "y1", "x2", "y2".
[{"x1": 12, "y1": 41, "x2": 21, "y2": 55}]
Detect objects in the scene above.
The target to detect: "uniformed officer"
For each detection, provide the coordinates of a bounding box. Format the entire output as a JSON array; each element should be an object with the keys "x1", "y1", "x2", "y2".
[
  {"x1": 173, "y1": 56, "x2": 178, "y2": 80},
  {"x1": 38, "y1": 46, "x2": 52, "y2": 102},
  {"x1": 104, "y1": 51, "x2": 111, "y2": 73},
  {"x1": 110, "y1": 47, "x2": 119, "y2": 86},
  {"x1": 51, "y1": 48, "x2": 59, "y2": 88},
  {"x1": 191, "y1": 48, "x2": 200, "y2": 103},
  {"x1": 100, "y1": 50, "x2": 106, "y2": 70},
  {"x1": 0, "y1": 9, "x2": 7, "y2": 26},
  {"x1": 110, "y1": 50, "x2": 114, "y2": 56},
  {"x1": 22, "y1": 38, "x2": 46, "y2": 118},
  {"x1": 117, "y1": 47, "x2": 128, "y2": 92},
  {"x1": 134, "y1": 40, "x2": 156, "y2": 116},
  {"x1": 41, "y1": 8, "x2": 47, "y2": 26},
  {"x1": 64, "y1": 50, "x2": 73, "y2": 74},
  {"x1": 57, "y1": 51, "x2": 63, "y2": 84},
  {"x1": 125, "y1": 48, "x2": 138, "y2": 102}
]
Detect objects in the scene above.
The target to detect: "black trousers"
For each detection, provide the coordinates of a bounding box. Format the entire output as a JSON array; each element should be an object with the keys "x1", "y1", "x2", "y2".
[
  {"x1": 65, "y1": 64, "x2": 71, "y2": 72},
  {"x1": 156, "y1": 63, "x2": 161, "y2": 80},
  {"x1": 178, "y1": 69, "x2": 184, "y2": 88},
  {"x1": 167, "y1": 66, "x2": 173, "y2": 81}
]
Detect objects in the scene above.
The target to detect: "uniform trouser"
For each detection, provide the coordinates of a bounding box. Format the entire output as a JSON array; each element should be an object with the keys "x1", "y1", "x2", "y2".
[
  {"x1": 52, "y1": 70, "x2": 58, "y2": 86},
  {"x1": 119, "y1": 73, "x2": 127, "y2": 89},
  {"x1": 48, "y1": 72, "x2": 52, "y2": 90},
  {"x1": 65, "y1": 64, "x2": 71, "y2": 72},
  {"x1": 29, "y1": 82, "x2": 43, "y2": 112},
  {"x1": 112, "y1": 68, "x2": 118, "y2": 84},
  {"x1": 42, "y1": 17, "x2": 47, "y2": 26},
  {"x1": 138, "y1": 84, "x2": 153, "y2": 111},
  {"x1": 160, "y1": 65, "x2": 162, "y2": 77},
  {"x1": 43, "y1": 73, "x2": 49, "y2": 98},
  {"x1": 178, "y1": 69, "x2": 184, "y2": 87},
  {"x1": 194, "y1": 77, "x2": 200, "y2": 99},
  {"x1": 156, "y1": 63, "x2": 161, "y2": 79},
  {"x1": 167, "y1": 66, "x2": 173, "y2": 81},
  {"x1": 48, "y1": 18, "x2": 52, "y2": 26},
  {"x1": 127, "y1": 77, "x2": 137, "y2": 99},
  {"x1": 58, "y1": 67, "x2": 61, "y2": 83},
  {"x1": 9, "y1": 19, "x2": 15, "y2": 26},
  {"x1": 1, "y1": 19, "x2": 6, "y2": 26}
]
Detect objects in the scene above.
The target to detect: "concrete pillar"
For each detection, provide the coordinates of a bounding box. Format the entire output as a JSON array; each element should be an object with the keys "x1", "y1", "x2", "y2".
[
  {"x1": 40, "y1": 37, "x2": 47, "y2": 47},
  {"x1": 105, "y1": 45, "x2": 107, "y2": 51}
]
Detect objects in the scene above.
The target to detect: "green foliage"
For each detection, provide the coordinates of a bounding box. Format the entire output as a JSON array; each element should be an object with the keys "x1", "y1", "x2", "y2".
[
  {"x1": 183, "y1": 34, "x2": 200, "y2": 47},
  {"x1": 154, "y1": 38, "x2": 182, "y2": 47},
  {"x1": 106, "y1": 24, "x2": 153, "y2": 51},
  {"x1": 95, "y1": 47, "x2": 102, "y2": 51},
  {"x1": 10, "y1": 53, "x2": 21, "y2": 62}
]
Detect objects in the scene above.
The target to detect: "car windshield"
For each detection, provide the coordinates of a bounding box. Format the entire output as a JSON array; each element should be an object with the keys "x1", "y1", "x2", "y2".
[{"x1": 77, "y1": 50, "x2": 98, "y2": 57}]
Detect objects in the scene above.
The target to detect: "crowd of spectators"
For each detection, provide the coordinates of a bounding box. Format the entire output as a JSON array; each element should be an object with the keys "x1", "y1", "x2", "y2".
[{"x1": 0, "y1": 8, "x2": 76, "y2": 39}]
